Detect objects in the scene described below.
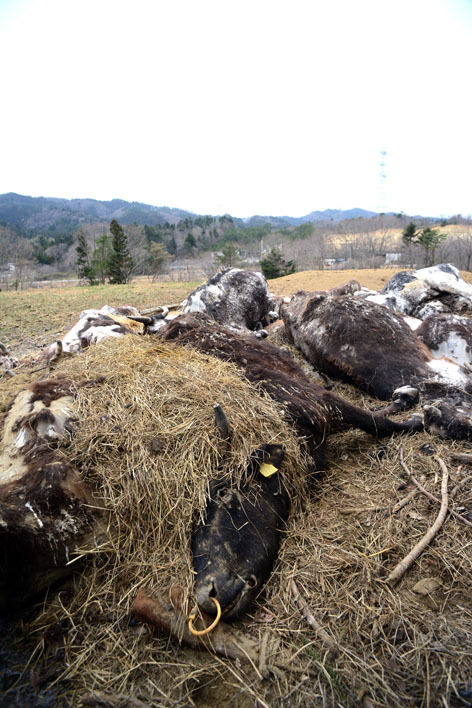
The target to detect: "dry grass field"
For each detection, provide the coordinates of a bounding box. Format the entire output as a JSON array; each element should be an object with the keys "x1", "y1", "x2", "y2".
[
  {"x1": 270, "y1": 267, "x2": 472, "y2": 296},
  {"x1": 4, "y1": 268, "x2": 472, "y2": 359},
  {"x1": 1, "y1": 268, "x2": 472, "y2": 708},
  {"x1": 0, "y1": 280, "x2": 200, "y2": 358}
]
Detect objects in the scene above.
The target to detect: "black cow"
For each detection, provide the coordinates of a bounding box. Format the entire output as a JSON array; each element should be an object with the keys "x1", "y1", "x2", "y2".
[
  {"x1": 159, "y1": 313, "x2": 421, "y2": 618},
  {"x1": 192, "y1": 444, "x2": 289, "y2": 620}
]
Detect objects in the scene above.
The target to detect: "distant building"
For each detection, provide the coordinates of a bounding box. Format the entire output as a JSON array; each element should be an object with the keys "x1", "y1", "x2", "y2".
[
  {"x1": 385, "y1": 252, "x2": 402, "y2": 264},
  {"x1": 324, "y1": 258, "x2": 346, "y2": 267}
]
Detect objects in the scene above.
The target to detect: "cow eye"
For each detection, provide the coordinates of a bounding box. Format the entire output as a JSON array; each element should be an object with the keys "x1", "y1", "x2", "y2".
[
  {"x1": 245, "y1": 575, "x2": 257, "y2": 589},
  {"x1": 216, "y1": 487, "x2": 233, "y2": 504}
]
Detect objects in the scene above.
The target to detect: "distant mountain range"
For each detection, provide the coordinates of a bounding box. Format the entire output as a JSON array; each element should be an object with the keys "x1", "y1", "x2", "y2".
[
  {"x1": 243, "y1": 208, "x2": 378, "y2": 228},
  {"x1": 0, "y1": 193, "x2": 380, "y2": 237}
]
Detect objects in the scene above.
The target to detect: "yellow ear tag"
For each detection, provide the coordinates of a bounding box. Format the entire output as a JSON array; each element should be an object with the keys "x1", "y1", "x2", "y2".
[{"x1": 260, "y1": 463, "x2": 278, "y2": 478}]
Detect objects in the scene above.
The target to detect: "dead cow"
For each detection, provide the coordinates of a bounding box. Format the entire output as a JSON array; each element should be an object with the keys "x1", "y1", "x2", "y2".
[
  {"x1": 42, "y1": 305, "x2": 145, "y2": 361},
  {"x1": 192, "y1": 444, "x2": 289, "y2": 621},
  {"x1": 160, "y1": 313, "x2": 422, "y2": 472},
  {"x1": 416, "y1": 312, "x2": 472, "y2": 369},
  {"x1": 281, "y1": 292, "x2": 472, "y2": 440},
  {"x1": 0, "y1": 377, "x2": 99, "y2": 608},
  {"x1": 183, "y1": 268, "x2": 277, "y2": 334},
  {"x1": 160, "y1": 313, "x2": 421, "y2": 618},
  {"x1": 357, "y1": 263, "x2": 472, "y2": 319}
]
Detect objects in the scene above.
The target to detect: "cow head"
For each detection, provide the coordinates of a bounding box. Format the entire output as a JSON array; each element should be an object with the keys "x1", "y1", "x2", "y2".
[
  {"x1": 423, "y1": 399, "x2": 472, "y2": 441},
  {"x1": 191, "y1": 444, "x2": 289, "y2": 621}
]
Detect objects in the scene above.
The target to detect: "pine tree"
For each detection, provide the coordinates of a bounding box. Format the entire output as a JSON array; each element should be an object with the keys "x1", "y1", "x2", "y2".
[
  {"x1": 91, "y1": 234, "x2": 112, "y2": 284},
  {"x1": 184, "y1": 233, "x2": 197, "y2": 251},
  {"x1": 76, "y1": 230, "x2": 97, "y2": 285},
  {"x1": 417, "y1": 227, "x2": 447, "y2": 267},
  {"x1": 402, "y1": 222, "x2": 447, "y2": 267},
  {"x1": 166, "y1": 235, "x2": 177, "y2": 255},
  {"x1": 260, "y1": 247, "x2": 296, "y2": 279},
  {"x1": 107, "y1": 220, "x2": 134, "y2": 284},
  {"x1": 215, "y1": 243, "x2": 239, "y2": 268}
]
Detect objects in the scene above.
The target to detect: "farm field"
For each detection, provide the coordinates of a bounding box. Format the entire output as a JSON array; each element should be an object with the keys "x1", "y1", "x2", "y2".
[
  {"x1": 271, "y1": 266, "x2": 472, "y2": 295},
  {"x1": 3, "y1": 267, "x2": 472, "y2": 358},
  {"x1": 0, "y1": 280, "x2": 200, "y2": 357}
]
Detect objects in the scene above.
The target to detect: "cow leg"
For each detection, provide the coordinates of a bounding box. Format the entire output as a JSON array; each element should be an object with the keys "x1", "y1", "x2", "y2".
[
  {"x1": 322, "y1": 392, "x2": 423, "y2": 437},
  {"x1": 373, "y1": 386, "x2": 420, "y2": 416}
]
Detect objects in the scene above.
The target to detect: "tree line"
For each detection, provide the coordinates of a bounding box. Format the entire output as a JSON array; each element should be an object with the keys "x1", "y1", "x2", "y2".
[{"x1": 76, "y1": 220, "x2": 136, "y2": 285}]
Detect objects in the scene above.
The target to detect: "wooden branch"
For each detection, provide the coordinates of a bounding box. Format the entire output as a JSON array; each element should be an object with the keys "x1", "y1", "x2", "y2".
[
  {"x1": 399, "y1": 447, "x2": 412, "y2": 479},
  {"x1": 398, "y1": 449, "x2": 472, "y2": 529},
  {"x1": 408, "y1": 472, "x2": 472, "y2": 529},
  {"x1": 386, "y1": 458, "x2": 449, "y2": 585},
  {"x1": 450, "y1": 475, "x2": 472, "y2": 500},
  {"x1": 140, "y1": 302, "x2": 182, "y2": 316},
  {"x1": 291, "y1": 580, "x2": 337, "y2": 653},
  {"x1": 450, "y1": 452, "x2": 472, "y2": 465},
  {"x1": 258, "y1": 629, "x2": 271, "y2": 680},
  {"x1": 132, "y1": 589, "x2": 259, "y2": 663},
  {"x1": 392, "y1": 488, "x2": 418, "y2": 513}
]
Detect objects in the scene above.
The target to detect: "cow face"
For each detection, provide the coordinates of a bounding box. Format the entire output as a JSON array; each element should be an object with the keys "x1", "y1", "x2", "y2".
[
  {"x1": 191, "y1": 444, "x2": 289, "y2": 621},
  {"x1": 423, "y1": 398, "x2": 472, "y2": 441}
]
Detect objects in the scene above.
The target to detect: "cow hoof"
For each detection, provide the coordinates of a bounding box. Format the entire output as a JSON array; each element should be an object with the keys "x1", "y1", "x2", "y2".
[
  {"x1": 392, "y1": 385, "x2": 420, "y2": 410},
  {"x1": 406, "y1": 413, "x2": 424, "y2": 431}
]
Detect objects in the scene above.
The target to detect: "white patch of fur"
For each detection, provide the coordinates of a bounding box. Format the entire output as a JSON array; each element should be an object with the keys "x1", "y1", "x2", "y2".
[
  {"x1": 416, "y1": 301, "x2": 447, "y2": 320},
  {"x1": 426, "y1": 357, "x2": 469, "y2": 386},
  {"x1": 428, "y1": 332, "x2": 471, "y2": 368},
  {"x1": 403, "y1": 316, "x2": 422, "y2": 331},
  {"x1": 185, "y1": 284, "x2": 223, "y2": 313},
  {"x1": 25, "y1": 501, "x2": 43, "y2": 528},
  {"x1": 417, "y1": 264, "x2": 472, "y2": 299},
  {"x1": 83, "y1": 325, "x2": 125, "y2": 346},
  {"x1": 354, "y1": 287, "x2": 379, "y2": 297}
]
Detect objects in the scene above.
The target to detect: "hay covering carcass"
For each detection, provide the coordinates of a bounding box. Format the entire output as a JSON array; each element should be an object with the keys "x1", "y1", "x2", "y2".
[{"x1": 1, "y1": 335, "x2": 309, "y2": 698}]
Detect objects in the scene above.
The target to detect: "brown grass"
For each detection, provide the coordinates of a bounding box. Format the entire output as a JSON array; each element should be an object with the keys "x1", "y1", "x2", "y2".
[
  {"x1": 268, "y1": 267, "x2": 472, "y2": 296},
  {"x1": 0, "y1": 280, "x2": 199, "y2": 357}
]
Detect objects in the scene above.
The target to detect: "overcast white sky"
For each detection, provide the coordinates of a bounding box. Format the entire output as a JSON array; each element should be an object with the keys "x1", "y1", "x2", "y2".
[{"x1": 0, "y1": 0, "x2": 471, "y2": 218}]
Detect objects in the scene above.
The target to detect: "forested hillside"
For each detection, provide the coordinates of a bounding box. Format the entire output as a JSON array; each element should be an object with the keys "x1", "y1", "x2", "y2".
[{"x1": 1, "y1": 192, "x2": 471, "y2": 289}]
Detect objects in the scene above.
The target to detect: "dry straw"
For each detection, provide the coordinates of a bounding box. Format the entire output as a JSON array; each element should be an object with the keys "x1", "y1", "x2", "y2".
[
  {"x1": 6, "y1": 337, "x2": 472, "y2": 707},
  {"x1": 23, "y1": 335, "x2": 306, "y2": 704}
]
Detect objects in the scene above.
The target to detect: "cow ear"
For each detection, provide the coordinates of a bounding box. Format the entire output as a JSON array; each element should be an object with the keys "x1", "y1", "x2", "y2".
[
  {"x1": 301, "y1": 293, "x2": 326, "y2": 322},
  {"x1": 247, "y1": 444, "x2": 285, "y2": 480}
]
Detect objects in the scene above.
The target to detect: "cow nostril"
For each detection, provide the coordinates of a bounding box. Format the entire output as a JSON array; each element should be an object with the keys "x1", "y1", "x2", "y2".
[
  {"x1": 246, "y1": 575, "x2": 257, "y2": 589},
  {"x1": 209, "y1": 581, "x2": 217, "y2": 598}
]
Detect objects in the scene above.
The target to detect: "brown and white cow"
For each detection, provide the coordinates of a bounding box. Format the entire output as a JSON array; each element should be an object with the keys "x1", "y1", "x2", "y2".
[
  {"x1": 0, "y1": 377, "x2": 99, "y2": 608},
  {"x1": 281, "y1": 291, "x2": 472, "y2": 440},
  {"x1": 182, "y1": 268, "x2": 278, "y2": 335},
  {"x1": 42, "y1": 305, "x2": 145, "y2": 362}
]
